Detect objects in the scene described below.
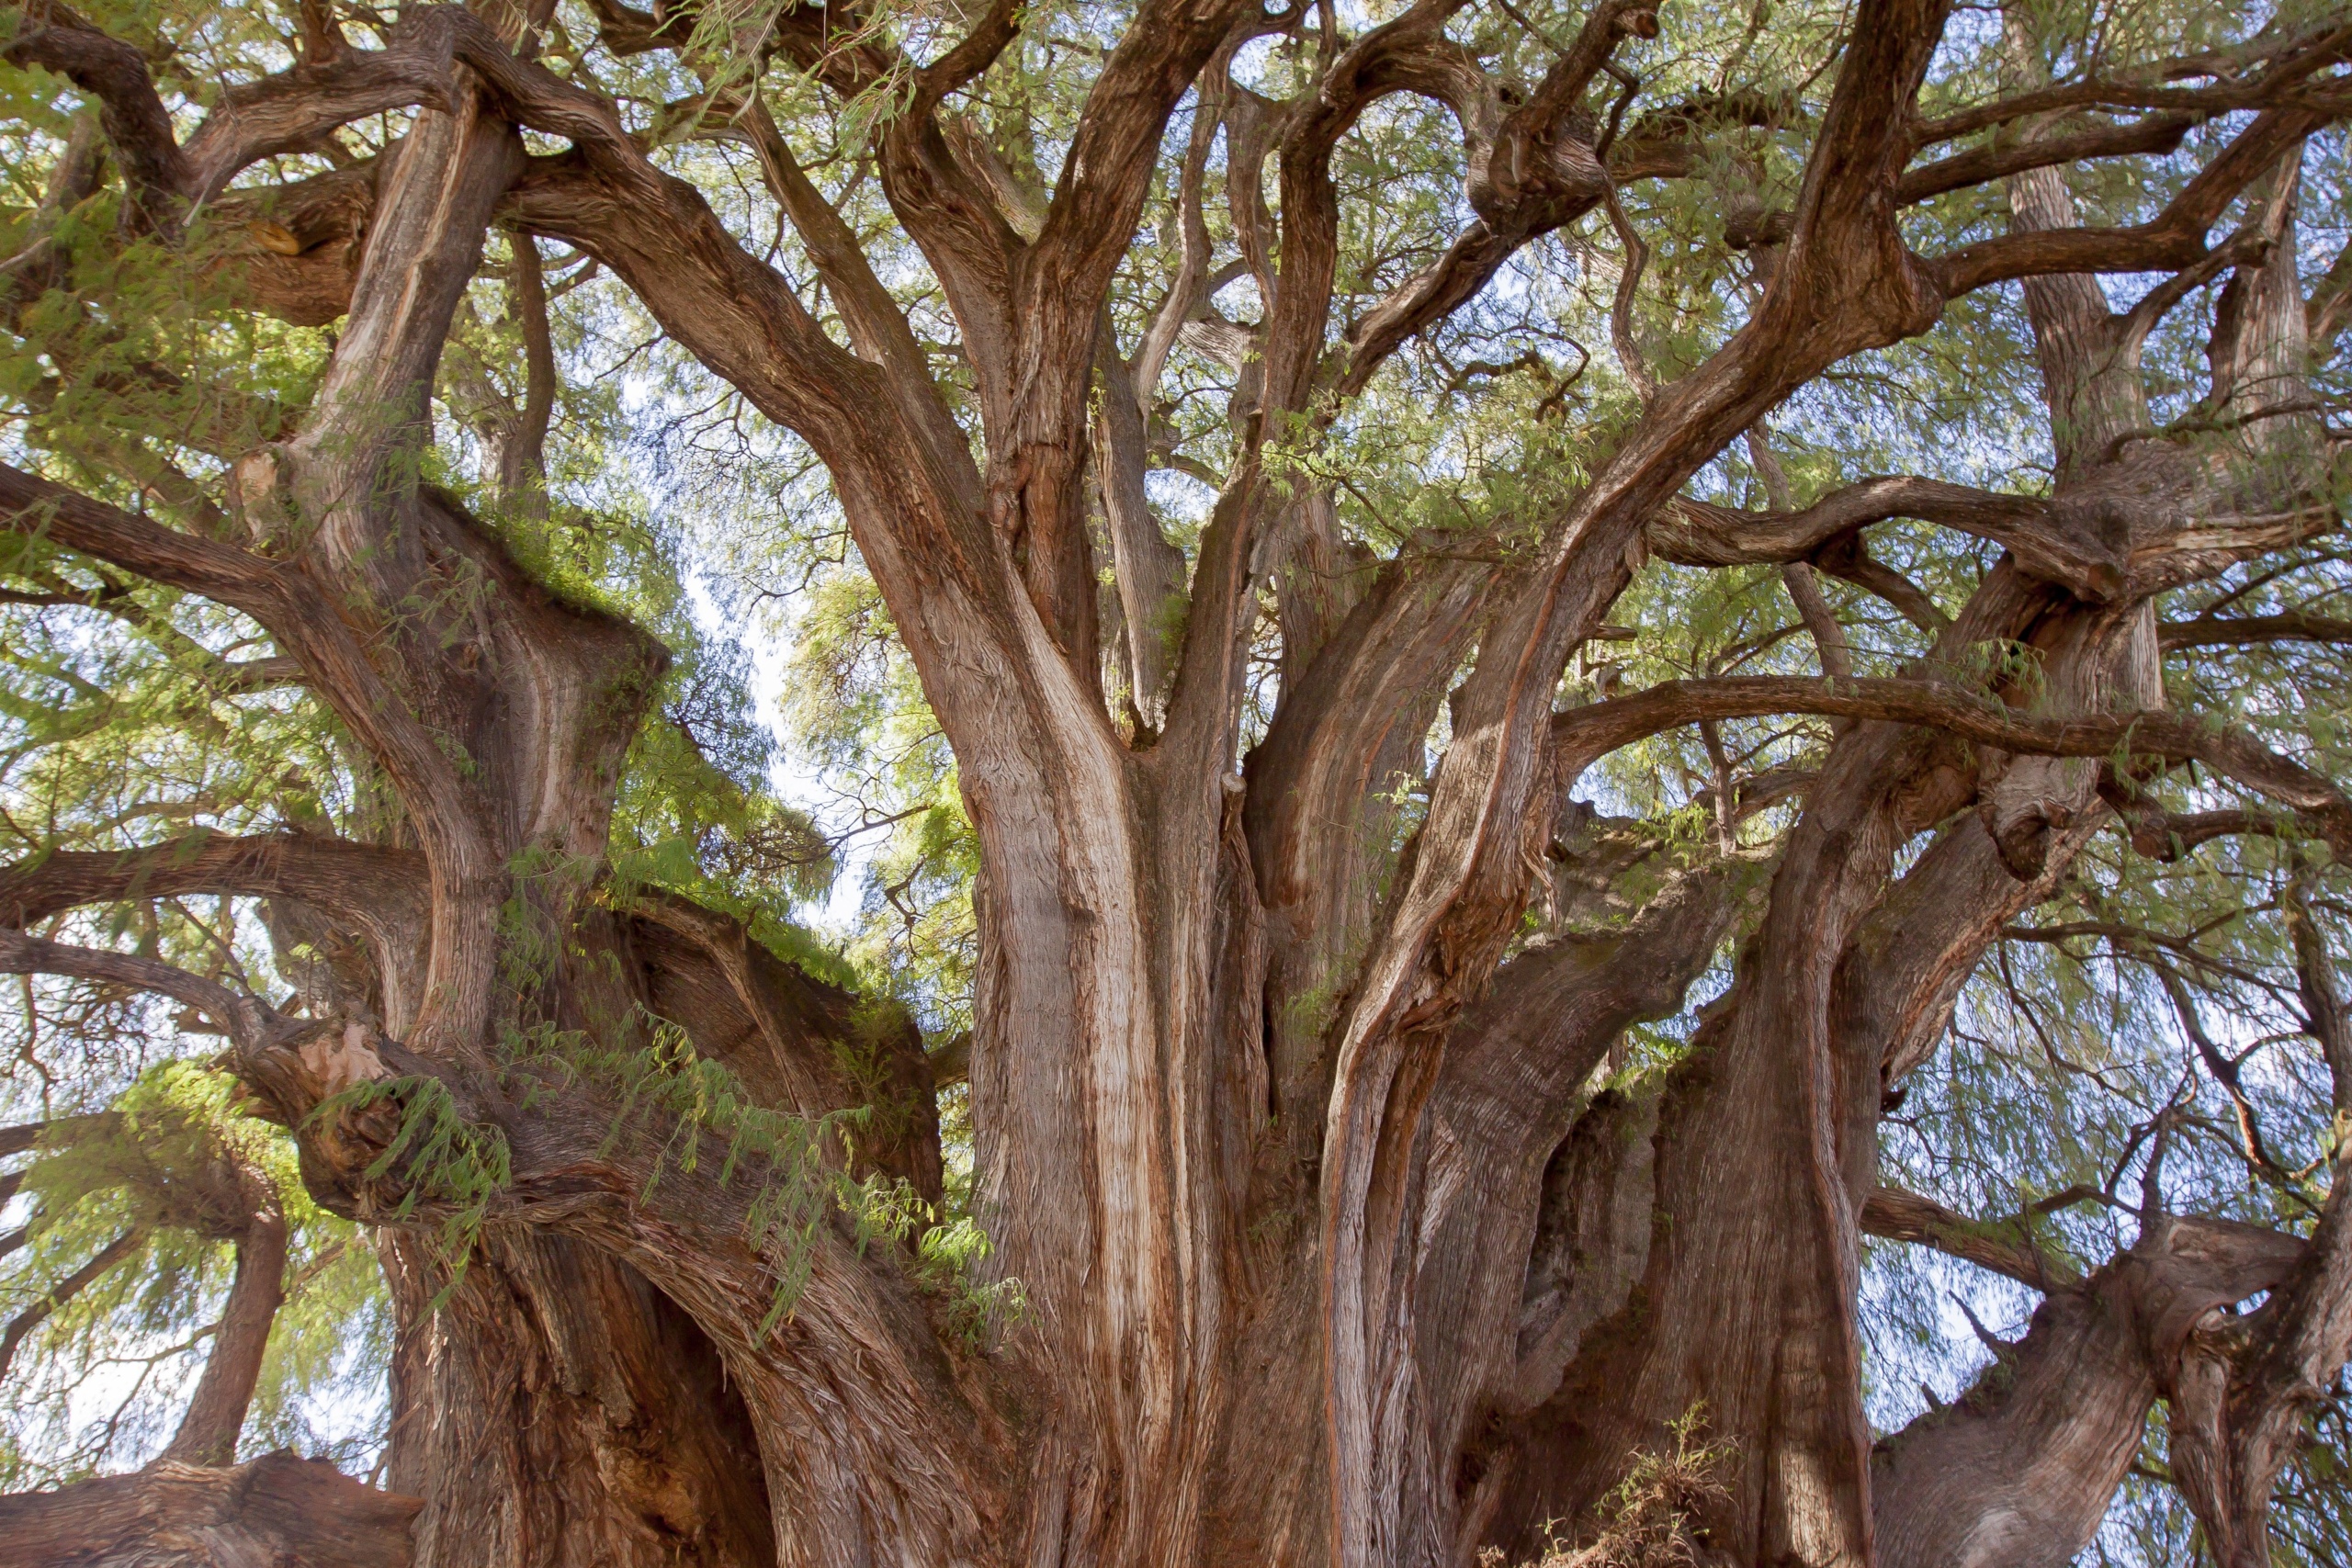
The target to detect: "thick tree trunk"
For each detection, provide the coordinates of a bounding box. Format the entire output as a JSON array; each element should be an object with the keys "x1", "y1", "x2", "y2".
[
  {"x1": 6, "y1": 6, "x2": 2350, "y2": 1567},
  {"x1": 383, "y1": 1232, "x2": 775, "y2": 1568}
]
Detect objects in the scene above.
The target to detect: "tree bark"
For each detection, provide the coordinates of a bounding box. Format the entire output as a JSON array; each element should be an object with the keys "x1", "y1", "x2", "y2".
[
  {"x1": 6, "y1": 3, "x2": 2351, "y2": 1565},
  {"x1": 383, "y1": 1233, "x2": 775, "y2": 1568},
  {"x1": 156, "y1": 1200, "x2": 289, "y2": 1469},
  {"x1": 0, "y1": 1450, "x2": 422, "y2": 1568},
  {"x1": 1873, "y1": 1216, "x2": 2307, "y2": 1568}
]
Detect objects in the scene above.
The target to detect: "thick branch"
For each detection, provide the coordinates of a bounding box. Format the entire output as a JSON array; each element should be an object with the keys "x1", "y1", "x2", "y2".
[
  {"x1": 1911, "y1": 25, "x2": 2352, "y2": 145},
  {"x1": 2160, "y1": 611, "x2": 2352, "y2": 649},
  {"x1": 0, "y1": 0, "x2": 187, "y2": 226},
  {"x1": 0, "y1": 1227, "x2": 142, "y2": 1382},
  {"x1": 0, "y1": 926, "x2": 293, "y2": 1052},
  {"x1": 1313, "y1": 4, "x2": 1995, "y2": 1551},
  {"x1": 1328, "y1": 0, "x2": 1683, "y2": 400},
  {"x1": 1547, "y1": 674, "x2": 2352, "y2": 859},
  {"x1": 1874, "y1": 1212, "x2": 2307, "y2": 1568},
  {"x1": 1650, "y1": 475, "x2": 2128, "y2": 599},
  {"x1": 1894, "y1": 113, "x2": 2194, "y2": 206},
  {"x1": 496, "y1": 232, "x2": 556, "y2": 502},
  {"x1": 0, "y1": 832, "x2": 425, "y2": 949},
  {"x1": 1861, "y1": 1182, "x2": 2073, "y2": 1291},
  {"x1": 0, "y1": 1452, "x2": 420, "y2": 1568},
  {"x1": 5, "y1": 2, "x2": 588, "y2": 220},
  {"x1": 726, "y1": 96, "x2": 937, "y2": 403},
  {"x1": 157, "y1": 1198, "x2": 288, "y2": 1468},
  {"x1": 0, "y1": 462, "x2": 290, "y2": 622},
  {"x1": 1936, "y1": 107, "x2": 2333, "y2": 298}
]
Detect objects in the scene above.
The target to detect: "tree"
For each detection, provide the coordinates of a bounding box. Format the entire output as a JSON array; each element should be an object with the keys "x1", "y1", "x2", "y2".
[{"x1": 1, "y1": 0, "x2": 2351, "y2": 1561}]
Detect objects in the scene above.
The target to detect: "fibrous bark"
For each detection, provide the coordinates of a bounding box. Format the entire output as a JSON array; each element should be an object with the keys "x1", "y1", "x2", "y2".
[
  {"x1": 2, "y1": 0, "x2": 2349, "y2": 1564},
  {"x1": 0, "y1": 1450, "x2": 423, "y2": 1568}
]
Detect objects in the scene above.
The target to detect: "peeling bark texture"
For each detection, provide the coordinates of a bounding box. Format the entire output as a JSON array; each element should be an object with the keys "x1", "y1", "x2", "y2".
[
  {"x1": 1873, "y1": 1215, "x2": 2308, "y2": 1568},
  {"x1": 383, "y1": 1233, "x2": 775, "y2": 1568},
  {"x1": 5, "y1": 0, "x2": 2352, "y2": 1564},
  {"x1": 0, "y1": 1450, "x2": 423, "y2": 1568}
]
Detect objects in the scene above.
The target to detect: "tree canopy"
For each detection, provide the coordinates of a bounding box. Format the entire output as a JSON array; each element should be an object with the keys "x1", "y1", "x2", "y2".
[{"x1": 3, "y1": 0, "x2": 2352, "y2": 1562}]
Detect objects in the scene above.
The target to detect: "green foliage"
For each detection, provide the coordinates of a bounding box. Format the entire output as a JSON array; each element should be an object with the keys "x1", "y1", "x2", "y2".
[
  {"x1": 770, "y1": 566, "x2": 978, "y2": 1031},
  {"x1": 501, "y1": 1010, "x2": 945, "y2": 1330},
  {"x1": 913, "y1": 1213, "x2": 1026, "y2": 1349},
  {"x1": 1, "y1": 1064, "x2": 384, "y2": 1483},
  {"x1": 1, "y1": 0, "x2": 2350, "y2": 1550},
  {"x1": 311, "y1": 1074, "x2": 509, "y2": 1312}
]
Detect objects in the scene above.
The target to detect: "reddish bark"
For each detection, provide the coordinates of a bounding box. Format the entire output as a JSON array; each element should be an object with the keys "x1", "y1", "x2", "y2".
[{"x1": 1, "y1": 1, "x2": 2348, "y2": 1564}]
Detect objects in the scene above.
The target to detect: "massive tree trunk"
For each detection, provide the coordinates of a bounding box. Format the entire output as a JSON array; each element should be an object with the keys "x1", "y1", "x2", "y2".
[
  {"x1": 3, "y1": 0, "x2": 2351, "y2": 1564},
  {"x1": 381, "y1": 1232, "x2": 775, "y2": 1568}
]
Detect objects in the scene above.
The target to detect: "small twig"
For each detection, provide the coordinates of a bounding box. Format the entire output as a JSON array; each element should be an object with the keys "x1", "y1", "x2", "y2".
[{"x1": 1950, "y1": 1291, "x2": 2012, "y2": 1357}]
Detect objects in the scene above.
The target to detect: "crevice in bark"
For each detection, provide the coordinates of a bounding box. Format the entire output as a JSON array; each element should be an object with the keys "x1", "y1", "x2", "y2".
[
  {"x1": 384, "y1": 1231, "x2": 776, "y2": 1568},
  {"x1": 6, "y1": 0, "x2": 2350, "y2": 1562}
]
